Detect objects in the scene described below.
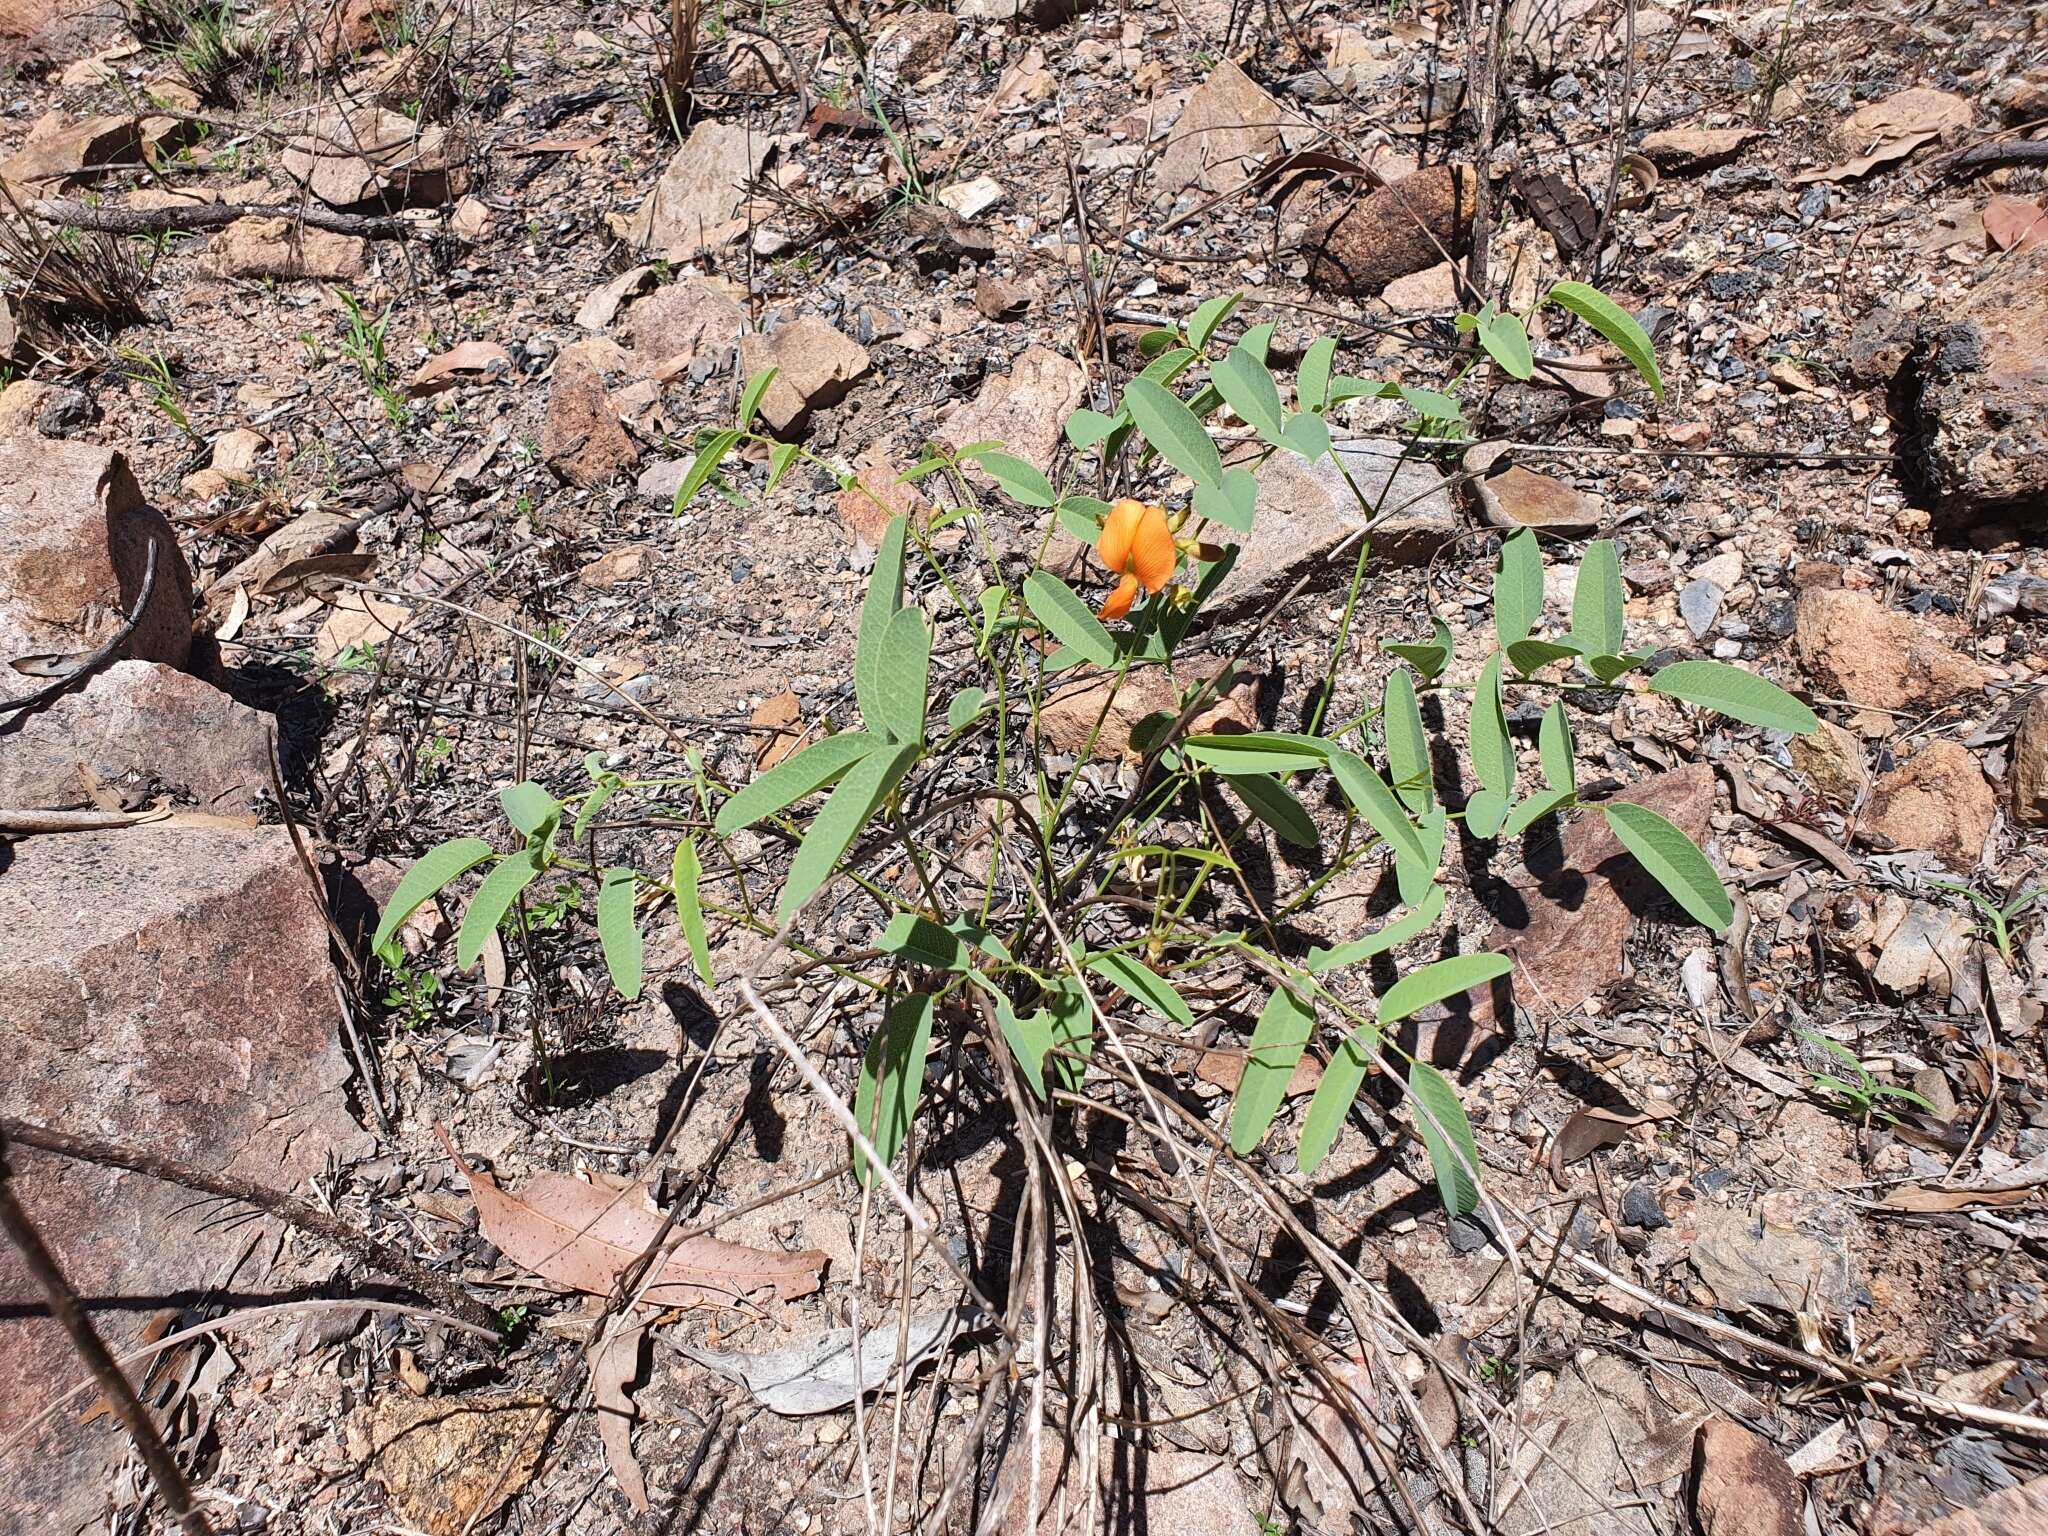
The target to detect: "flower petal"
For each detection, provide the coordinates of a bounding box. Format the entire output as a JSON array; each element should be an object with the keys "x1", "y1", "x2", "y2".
[
  {"x1": 1130, "y1": 503, "x2": 1178, "y2": 591},
  {"x1": 1097, "y1": 571, "x2": 1139, "y2": 622},
  {"x1": 1096, "y1": 499, "x2": 1145, "y2": 575}
]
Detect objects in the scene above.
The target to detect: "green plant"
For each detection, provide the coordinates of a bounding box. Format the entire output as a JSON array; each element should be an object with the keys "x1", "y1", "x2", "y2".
[
  {"x1": 415, "y1": 734, "x2": 454, "y2": 786},
  {"x1": 115, "y1": 344, "x2": 200, "y2": 440},
  {"x1": 375, "y1": 289, "x2": 1818, "y2": 1227},
  {"x1": 1925, "y1": 879, "x2": 2042, "y2": 967},
  {"x1": 1795, "y1": 1029, "x2": 1933, "y2": 1126},
  {"x1": 375, "y1": 939, "x2": 443, "y2": 1031},
  {"x1": 132, "y1": 0, "x2": 269, "y2": 103},
  {"x1": 333, "y1": 287, "x2": 405, "y2": 425}
]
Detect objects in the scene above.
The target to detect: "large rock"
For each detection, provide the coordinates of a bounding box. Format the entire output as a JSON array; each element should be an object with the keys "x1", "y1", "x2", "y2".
[
  {"x1": 1220, "y1": 439, "x2": 1456, "y2": 617},
  {"x1": 541, "y1": 346, "x2": 639, "y2": 487},
  {"x1": 1691, "y1": 1422, "x2": 1804, "y2": 1536},
  {"x1": 1304, "y1": 165, "x2": 1478, "y2": 297},
  {"x1": 0, "y1": 438, "x2": 193, "y2": 671},
  {"x1": 1914, "y1": 244, "x2": 2048, "y2": 510},
  {"x1": 282, "y1": 104, "x2": 468, "y2": 209},
  {"x1": 0, "y1": 112, "x2": 139, "y2": 191},
  {"x1": 0, "y1": 0, "x2": 105, "y2": 67},
  {"x1": 1792, "y1": 588, "x2": 1988, "y2": 733},
  {"x1": 737, "y1": 315, "x2": 870, "y2": 435},
  {"x1": 2012, "y1": 695, "x2": 2048, "y2": 830},
  {"x1": 616, "y1": 119, "x2": 768, "y2": 260},
  {"x1": 1155, "y1": 60, "x2": 1293, "y2": 197},
  {"x1": 0, "y1": 660, "x2": 273, "y2": 812},
  {"x1": 940, "y1": 343, "x2": 1086, "y2": 472},
  {"x1": 1865, "y1": 739, "x2": 1995, "y2": 869},
  {"x1": 205, "y1": 215, "x2": 369, "y2": 280},
  {"x1": 620, "y1": 276, "x2": 745, "y2": 379},
  {"x1": 0, "y1": 825, "x2": 367, "y2": 1532}
]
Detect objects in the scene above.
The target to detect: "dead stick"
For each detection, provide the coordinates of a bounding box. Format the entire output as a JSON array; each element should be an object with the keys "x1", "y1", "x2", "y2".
[
  {"x1": 1935, "y1": 140, "x2": 2048, "y2": 177},
  {"x1": 0, "y1": 1126, "x2": 215, "y2": 1536},
  {"x1": 0, "y1": 1118, "x2": 501, "y2": 1335},
  {"x1": 31, "y1": 199, "x2": 414, "y2": 239}
]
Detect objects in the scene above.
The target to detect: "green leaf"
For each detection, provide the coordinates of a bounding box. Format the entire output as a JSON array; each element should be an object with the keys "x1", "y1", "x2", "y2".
[
  {"x1": 1280, "y1": 411, "x2": 1331, "y2": 461},
  {"x1": 1057, "y1": 496, "x2": 1110, "y2": 544},
  {"x1": 1546, "y1": 281, "x2": 1663, "y2": 400},
  {"x1": 1307, "y1": 883, "x2": 1447, "y2": 972},
  {"x1": 1212, "y1": 344, "x2": 1284, "y2": 441},
  {"x1": 1602, "y1": 800, "x2": 1733, "y2": 931},
  {"x1": 737, "y1": 367, "x2": 777, "y2": 430},
  {"x1": 873, "y1": 606, "x2": 931, "y2": 745},
  {"x1": 1538, "y1": 702, "x2": 1575, "y2": 793},
  {"x1": 854, "y1": 516, "x2": 908, "y2": 733},
  {"x1": 1409, "y1": 1061, "x2": 1483, "y2": 1216},
  {"x1": 1500, "y1": 784, "x2": 1574, "y2": 838},
  {"x1": 1187, "y1": 292, "x2": 1243, "y2": 352},
  {"x1": 776, "y1": 741, "x2": 920, "y2": 920},
  {"x1": 765, "y1": 440, "x2": 801, "y2": 494},
  {"x1": 1230, "y1": 985, "x2": 1315, "y2": 1154},
  {"x1": 1464, "y1": 786, "x2": 1511, "y2": 839},
  {"x1": 1124, "y1": 376, "x2": 1223, "y2": 487},
  {"x1": 1481, "y1": 306, "x2": 1534, "y2": 379},
  {"x1": 879, "y1": 912, "x2": 967, "y2": 971},
  {"x1": 975, "y1": 450, "x2": 1057, "y2": 508},
  {"x1": 1065, "y1": 408, "x2": 1118, "y2": 452},
  {"x1": 853, "y1": 993, "x2": 936, "y2": 1186},
  {"x1": 1324, "y1": 747, "x2": 1430, "y2": 887},
  {"x1": 1192, "y1": 465, "x2": 1258, "y2": 533},
  {"x1": 1379, "y1": 952, "x2": 1511, "y2": 1025},
  {"x1": 1298, "y1": 336, "x2": 1337, "y2": 414},
  {"x1": 1570, "y1": 540, "x2": 1625, "y2": 659},
  {"x1": 1023, "y1": 571, "x2": 1117, "y2": 664},
  {"x1": 1086, "y1": 951, "x2": 1193, "y2": 1027},
  {"x1": 1386, "y1": 616, "x2": 1454, "y2": 681},
  {"x1": 1226, "y1": 772, "x2": 1319, "y2": 847},
  {"x1": 1470, "y1": 652, "x2": 1512, "y2": 797},
  {"x1": 373, "y1": 837, "x2": 494, "y2": 951},
  {"x1": 1506, "y1": 638, "x2": 1581, "y2": 674},
  {"x1": 455, "y1": 848, "x2": 545, "y2": 969},
  {"x1": 1297, "y1": 1021, "x2": 1380, "y2": 1175},
  {"x1": 596, "y1": 867, "x2": 644, "y2": 1001},
  {"x1": 946, "y1": 687, "x2": 987, "y2": 732},
  {"x1": 1185, "y1": 733, "x2": 1327, "y2": 775},
  {"x1": 1585, "y1": 650, "x2": 1649, "y2": 685},
  {"x1": 500, "y1": 781, "x2": 558, "y2": 837},
  {"x1": 1383, "y1": 666, "x2": 1433, "y2": 811},
  {"x1": 1648, "y1": 661, "x2": 1819, "y2": 734},
  {"x1": 1494, "y1": 529, "x2": 1544, "y2": 648},
  {"x1": 672, "y1": 428, "x2": 741, "y2": 513},
  {"x1": 670, "y1": 839, "x2": 713, "y2": 987},
  {"x1": 714, "y1": 730, "x2": 880, "y2": 835}
]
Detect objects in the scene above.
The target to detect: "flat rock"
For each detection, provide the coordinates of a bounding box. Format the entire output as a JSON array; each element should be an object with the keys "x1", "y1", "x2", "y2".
[
  {"x1": 1465, "y1": 445, "x2": 1600, "y2": 531},
  {"x1": 620, "y1": 276, "x2": 745, "y2": 378},
  {"x1": 1789, "y1": 718, "x2": 1868, "y2": 809},
  {"x1": 1039, "y1": 659, "x2": 1259, "y2": 759},
  {"x1": 738, "y1": 315, "x2": 870, "y2": 434},
  {"x1": 0, "y1": 437, "x2": 193, "y2": 670},
  {"x1": 940, "y1": 343, "x2": 1086, "y2": 472},
  {"x1": 1914, "y1": 243, "x2": 2048, "y2": 511},
  {"x1": 204, "y1": 215, "x2": 369, "y2": 280},
  {"x1": 0, "y1": 112, "x2": 139, "y2": 190},
  {"x1": 1640, "y1": 126, "x2": 1760, "y2": 171},
  {"x1": 1500, "y1": 1355, "x2": 1680, "y2": 1536},
  {"x1": 0, "y1": 825, "x2": 367, "y2": 1532},
  {"x1": 0, "y1": 0, "x2": 104, "y2": 67},
  {"x1": 1380, "y1": 259, "x2": 1460, "y2": 313},
  {"x1": 617, "y1": 118, "x2": 768, "y2": 260},
  {"x1": 541, "y1": 346, "x2": 639, "y2": 487},
  {"x1": 0, "y1": 659, "x2": 272, "y2": 812},
  {"x1": 1156, "y1": 60, "x2": 1294, "y2": 197},
  {"x1": 282, "y1": 105, "x2": 467, "y2": 209},
  {"x1": 1792, "y1": 588, "x2": 1989, "y2": 733},
  {"x1": 1223, "y1": 440, "x2": 1456, "y2": 617},
  {"x1": 1865, "y1": 739, "x2": 1995, "y2": 869},
  {"x1": 1305, "y1": 165, "x2": 1478, "y2": 297},
  {"x1": 2010, "y1": 695, "x2": 2048, "y2": 829},
  {"x1": 1688, "y1": 1191, "x2": 1856, "y2": 1315},
  {"x1": 1692, "y1": 1421, "x2": 1805, "y2": 1536},
  {"x1": 1911, "y1": 1475, "x2": 2048, "y2": 1536}
]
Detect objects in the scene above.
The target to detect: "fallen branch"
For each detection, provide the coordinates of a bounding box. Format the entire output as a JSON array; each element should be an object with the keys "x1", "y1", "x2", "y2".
[
  {"x1": 0, "y1": 1118, "x2": 502, "y2": 1335},
  {"x1": 1937, "y1": 140, "x2": 2048, "y2": 177},
  {"x1": 31, "y1": 199, "x2": 415, "y2": 239}
]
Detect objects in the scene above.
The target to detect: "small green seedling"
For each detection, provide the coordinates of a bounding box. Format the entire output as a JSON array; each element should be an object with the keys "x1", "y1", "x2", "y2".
[{"x1": 1795, "y1": 1029, "x2": 1933, "y2": 1127}]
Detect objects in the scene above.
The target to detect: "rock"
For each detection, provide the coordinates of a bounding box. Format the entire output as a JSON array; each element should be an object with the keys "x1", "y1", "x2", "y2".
[
  {"x1": 578, "y1": 544, "x2": 657, "y2": 588},
  {"x1": 205, "y1": 215, "x2": 369, "y2": 280},
  {"x1": 0, "y1": 377, "x2": 88, "y2": 437},
  {"x1": 937, "y1": 175, "x2": 1004, "y2": 219},
  {"x1": 0, "y1": 112, "x2": 140, "y2": 190},
  {"x1": 635, "y1": 459, "x2": 687, "y2": 505},
  {"x1": 1620, "y1": 1181, "x2": 1668, "y2": 1229},
  {"x1": 1156, "y1": 61, "x2": 1295, "y2": 197},
  {"x1": 1379, "y1": 260, "x2": 1461, "y2": 313},
  {"x1": 1790, "y1": 719, "x2": 1868, "y2": 809},
  {"x1": 1477, "y1": 765, "x2": 1717, "y2": 1025},
  {"x1": 282, "y1": 105, "x2": 468, "y2": 209},
  {"x1": 0, "y1": 825, "x2": 367, "y2": 1533},
  {"x1": 0, "y1": 660, "x2": 273, "y2": 812},
  {"x1": 209, "y1": 426, "x2": 268, "y2": 482},
  {"x1": 1499, "y1": 1355, "x2": 1681, "y2": 1536},
  {"x1": 1464, "y1": 444, "x2": 1599, "y2": 531},
  {"x1": 1691, "y1": 1421, "x2": 1805, "y2": 1536},
  {"x1": 1865, "y1": 896, "x2": 1978, "y2": 999},
  {"x1": 1910, "y1": 1475, "x2": 2048, "y2": 1536},
  {"x1": 974, "y1": 274, "x2": 1030, "y2": 319},
  {"x1": 359, "y1": 1393, "x2": 549, "y2": 1536},
  {"x1": 575, "y1": 265, "x2": 656, "y2": 330},
  {"x1": 738, "y1": 316, "x2": 870, "y2": 435},
  {"x1": 834, "y1": 449, "x2": 931, "y2": 550},
  {"x1": 1848, "y1": 303, "x2": 1915, "y2": 383},
  {"x1": 308, "y1": 0, "x2": 396, "y2": 63},
  {"x1": 1640, "y1": 126, "x2": 1761, "y2": 171},
  {"x1": 617, "y1": 118, "x2": 769, "y2": 260},
  {"x1": 1865, "y1": 740, "x2": 1995, "y2": 869},
  {"x1": 1842, "y1": 87, "x2": 1973, "y2": 145},
  {"x1": 872, "y1": 9, "x2": 955, "y2": 79},
  {"x1": 0, "y1": 438, "x2": 193, "y2": 671},
  {"x1": 0, "y1": 0, "x2": 101, "y2": 67},
  {"x1": 2010, "y1": 696, "x2": 2048, "y2": 829},
  {"x1": 1689, "y1": 1192, "x2": 1856, "y2": 1315},
  {"x1": 1223, "y1": 440, "x2": 1456, "y2": 617},
  {"x1": 1793, "y1": 588, "x2": 1989, "y2": 732},
  {"x1": 1304, "y1": 165, "x2": 1479, "y2": 297},
  {"x1": 1914, "y1": 244, "x2": 2048, "y2": 510},
  {"x1": 1680, "y1": 578, "x2": 1725, "y2": 640},
  {"x1": 940, "y1": 343, "x2": 1087, "y2": 472},
  {"x1": 541, "y1": 346, "x2": 638, "y2": 487},
  {"x1": 1039, "y1": 660, "x2": 1260, "y2": 759},
  {"x1": 620, "y1": 276, "x2": 745, "y2": 378},
  {"x1": 901, "y1": 202, "x2": 996, "y2": 271}
]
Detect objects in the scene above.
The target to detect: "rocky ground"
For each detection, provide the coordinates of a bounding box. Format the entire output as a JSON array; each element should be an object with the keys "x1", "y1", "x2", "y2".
[{"x1": 3, "y1": 0, "x2": 2048, "y2": 1531}]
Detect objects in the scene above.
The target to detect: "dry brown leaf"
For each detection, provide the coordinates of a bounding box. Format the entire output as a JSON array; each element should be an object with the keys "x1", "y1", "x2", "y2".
[
  {"x1": 439, "y1": 1127, "x2": 827, "y2": 1305},
  {"x1": 1842, "y1": 87, "x2": 1972, "y2": 144},
  {"x1": 1984, "y1": 195, "x2": 2048, "y2": 253},
  {"x1": 752, "y1": 689, "x2": 803, "y2": 770},
  {"x1": 589, "y1": 1316, "x2": 650, "y2": 1513},
  {"x1": 1792, "y1": 130, "x2": 1939, "y2": 185},
  {"x1": 1548, "y1": 1104, "x2": 1660, "y2": 1180},
  {"x1": 1193, "y1": 1044, "x2": 1321, "y2": 1097},
  {"x1": 408, "y1": 340, "x2": 514, "y2": 397},
  {"x1": 1875, "y1": 1184, "x2": 2034, "y2": 1213}
]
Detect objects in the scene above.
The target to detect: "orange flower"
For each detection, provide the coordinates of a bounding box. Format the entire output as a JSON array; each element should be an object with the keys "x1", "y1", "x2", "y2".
[{"x1": 1095, "y1": 499, "x2": 1176, "y2": 621}]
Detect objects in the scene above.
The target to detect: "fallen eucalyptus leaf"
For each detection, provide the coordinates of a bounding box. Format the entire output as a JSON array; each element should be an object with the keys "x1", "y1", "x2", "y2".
[{"x1": 679, "y1": 1308, "x2": 962, "y2": 1415}]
